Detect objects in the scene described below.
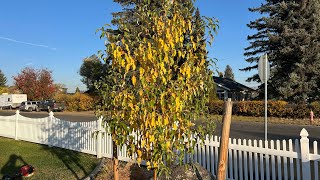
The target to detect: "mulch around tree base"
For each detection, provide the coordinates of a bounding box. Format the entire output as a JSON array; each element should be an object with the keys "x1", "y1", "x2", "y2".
[{"x1": 94, "y1": 158, "x2": 215, "y2": 180}]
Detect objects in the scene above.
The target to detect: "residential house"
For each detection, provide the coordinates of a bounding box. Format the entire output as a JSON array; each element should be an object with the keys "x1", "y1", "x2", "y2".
[{"x1": 213, "y1": 76, "x2": 255, "y2": 101}]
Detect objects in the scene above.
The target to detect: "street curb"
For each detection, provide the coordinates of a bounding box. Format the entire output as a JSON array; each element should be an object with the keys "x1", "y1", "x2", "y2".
[{"x1": 82, "y1": 158, "x2": 106, "y2": 180}]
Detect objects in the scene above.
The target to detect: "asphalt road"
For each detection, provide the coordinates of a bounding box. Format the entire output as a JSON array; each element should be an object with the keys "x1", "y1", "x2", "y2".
[
  {"x1": 1, "y1": 110, "x2": 319, "y2": 142},
  {"x1": 213, "y1": 121, "x2": 320, "y2": 142}
]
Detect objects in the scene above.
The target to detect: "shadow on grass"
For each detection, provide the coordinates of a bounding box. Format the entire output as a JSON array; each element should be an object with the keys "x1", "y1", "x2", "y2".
[
  {"x1": 0, "y1": 154, "x2": 28, "y2": 178},
  {"x1": 42, "y1": 146, "x2": 88, "y2": 179},
  {"x1": 41, "y1": 115, "x2": 97, "y2": 179}
]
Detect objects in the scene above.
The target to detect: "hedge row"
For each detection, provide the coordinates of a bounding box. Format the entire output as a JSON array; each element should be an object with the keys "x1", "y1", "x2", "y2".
[
  {"x1": 54, "y1": 93, "x2": 95, "y2": 111},
  {"x1": 208, "y1": 100, "x2": 320, "y2": 119}
]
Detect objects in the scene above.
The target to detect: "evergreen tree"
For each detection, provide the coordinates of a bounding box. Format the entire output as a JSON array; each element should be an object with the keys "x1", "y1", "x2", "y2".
[
  {"x1": 224, "y1": 65, "x2": 234, "y2": 80},
  {"x1": 0, "y1": 69, "x2": 7, "y2": 87},
  {"x1": 242, "y1": 0, "x2": 320, "y2": 102},
  {"x1": 75, "y1": 87, "x2": 81, "y2": 93}
]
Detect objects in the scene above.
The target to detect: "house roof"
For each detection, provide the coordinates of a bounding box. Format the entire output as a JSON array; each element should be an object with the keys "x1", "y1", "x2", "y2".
[{"x1": 213, "y1": 76, "x2": 254, "y2": 92}]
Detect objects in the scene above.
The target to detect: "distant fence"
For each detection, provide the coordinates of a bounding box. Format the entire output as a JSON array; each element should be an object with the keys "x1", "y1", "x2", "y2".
[{"x1": 0, "y1": 111, "x2": 319, "y2": 180}]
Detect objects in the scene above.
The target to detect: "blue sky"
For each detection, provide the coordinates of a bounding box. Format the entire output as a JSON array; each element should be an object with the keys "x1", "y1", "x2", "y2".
[{"x1": 0, "y1": 0, "x2": 264, "y2": 92}]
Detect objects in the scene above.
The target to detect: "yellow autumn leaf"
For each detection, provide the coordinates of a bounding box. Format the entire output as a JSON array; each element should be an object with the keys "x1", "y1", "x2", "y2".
[
  {"x1": 139, "y1": 89, "x2": 143, "y2": 97},
  {"x1": 186, "y1": 66, "x2": 191, "y2": 79},
  {"x1": 151, "y1": 117, "x2": 156, "y2": 127},
  {"x1": 141, "y1": 139, "x2": 146, "y2": 147},
  {"x1": 139, "y1": 67, "x2": 145, "y2": 76},
  {"x1": 173, "y1": 123, "x2": 177, "y2": 130},
  {"x1": 132, "y1": 62, "x2": 136, "y2": 71},
  {"x1": 132, "y1": 75, "x2": 136, "y2": 86},
  {"x1": 149, "y1": 135, "x2": 155, "y2": 143},
  {"x1": 146, "y1": 161, "x2": 151, "y2": 170},
  {"x1": 165, "y1": 141, "x2": 171, "y2": 151},
  {"x1": 180, "y1": 36, "x2": 184, "y2": 43},
  {"x1": 157, "y1": 116, "x2": 162, "y2": 126},
  {"x1": 153, "y1": 162, "x2": 158, "y2": 168},
  {"x1": 192, "y1": 42, "x2": 197, "y2": 50},
  {"x1": 164, "y1": 117, "x2": 169, "y2": 125},
  {"x1": 137, "y1": 157, "x2": 142, "y2": 164},
  {"x1": 144, "y1": 119, "x2": 149, "y2": 128},
  {"x1": 175, "y1": 97, "x2": 181, "y2": 111},
  {"x1": 121, "y1": 60, "x2": 125, "y2": 67},
  {"x1": 147, "y1": 51, "x2": 152, "y2": 60},
  {"x1": 113, "y1": 50, "x2": 117, "y2": 59},
  {"x1": 196, "y1": 67, "x2": 200, "y2": 73},
  {"x1": 164, "y1": 44, "x2": 169, "y2": 52},
  {"x1": 137, "y1": 149, "x2": 142, "y2": 157},
  {"x1": 125, "y1": 64, "x2": 130, "y2": 73}
]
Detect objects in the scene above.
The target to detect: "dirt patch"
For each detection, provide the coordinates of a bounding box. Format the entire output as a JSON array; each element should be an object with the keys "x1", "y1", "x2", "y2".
[
  {"x1": 94, "y1": 158, "x2": 154, "y2": 180},
  {"x1": 94, "y1": 159, "x2": 216, "y2": 180}
]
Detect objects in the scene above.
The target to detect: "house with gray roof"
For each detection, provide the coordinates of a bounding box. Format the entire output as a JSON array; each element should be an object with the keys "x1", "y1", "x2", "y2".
[{"x1": 213, "y1": 76, "x2": 256, "y2": 101}]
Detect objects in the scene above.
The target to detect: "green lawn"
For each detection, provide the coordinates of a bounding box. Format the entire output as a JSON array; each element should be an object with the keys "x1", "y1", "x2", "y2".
[{"x1": 0, "y1": 137, "x2": 99, "y2": 180}]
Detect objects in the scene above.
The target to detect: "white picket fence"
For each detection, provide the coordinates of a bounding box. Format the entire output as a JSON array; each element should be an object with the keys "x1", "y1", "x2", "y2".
[{"x1": 0, "y1": 111, "x2": 319, "y2": 180}]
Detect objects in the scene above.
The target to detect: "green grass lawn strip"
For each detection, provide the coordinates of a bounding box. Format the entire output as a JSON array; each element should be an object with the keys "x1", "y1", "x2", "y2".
[{"x1": 0, "y1": 137, "x2": 99, "y2": 180}]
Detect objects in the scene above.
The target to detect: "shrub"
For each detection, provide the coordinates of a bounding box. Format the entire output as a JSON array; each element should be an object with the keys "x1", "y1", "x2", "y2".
[
  {"x1": 54, "y1": 93, "x2": 94, "y2": 111},
  {"x1": 209, "y1": 100, "x2": 317, "y2": 119},
  {"x1": 268, "y1": 100, "x2": 287, "y2": 117},
  {"x1": 208, "y1": 100, "x2": 224, "y2": 115},
  {"x1": 234, "y1": 101, "x2": 264, "y2": 117},
  {"x1": 311, "y1": 101, "x2": 320, "y2": 118}
]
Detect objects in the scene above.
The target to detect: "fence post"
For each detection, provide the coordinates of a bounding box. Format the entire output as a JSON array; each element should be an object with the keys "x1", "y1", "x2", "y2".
[
  {"x1": 15, "y1": 110, "x2": 19, "y2": 140},
  {"x1": 97, "y1": 116, "x2": 102, "y2": 158},
  {"x1": 48, "y1": 111, "x2": 54, "y2": 147},
  {"x1": 300, "y1": 128, "x2": 311, "y2": 180},
  {"x1": 217, "y1": 98, "x2": 233, "y2": 180}
]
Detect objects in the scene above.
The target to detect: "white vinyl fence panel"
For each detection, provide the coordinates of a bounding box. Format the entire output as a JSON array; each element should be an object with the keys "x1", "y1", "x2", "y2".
[
  {"x1": 0, "y1": 114, "x2": 16, "y2": 138},
  {"x1": 0, "y1": 110, "x2": 319, "y2": 179}
]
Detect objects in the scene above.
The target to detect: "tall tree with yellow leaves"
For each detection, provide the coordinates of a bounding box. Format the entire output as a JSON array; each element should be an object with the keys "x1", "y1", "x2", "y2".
[{"x1": 97, "y1": 0, "x2": 218, "y2": 179}]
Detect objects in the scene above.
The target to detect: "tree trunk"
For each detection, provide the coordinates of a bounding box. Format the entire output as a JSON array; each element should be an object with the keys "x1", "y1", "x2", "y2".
[
  {"x1": 154, "y1": 169, "x2": 157, "y2": 180},
  {"x1": 113, "y1": 141, "x2": 119, "y2": 180}
]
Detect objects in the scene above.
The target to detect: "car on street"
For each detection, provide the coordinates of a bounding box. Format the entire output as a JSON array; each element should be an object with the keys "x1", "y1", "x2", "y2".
[
  {"x1": 19, "y1": 101, "x2": 41, "y2": 112},
  {"x1": 38, "y1": 99, "x2": 64, "y2": 112}
]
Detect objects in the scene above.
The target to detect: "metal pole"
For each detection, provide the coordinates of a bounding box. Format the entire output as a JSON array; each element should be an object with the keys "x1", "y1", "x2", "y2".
[{"x1": 264, "y1": 54, "x2": 268, "y2": 141}]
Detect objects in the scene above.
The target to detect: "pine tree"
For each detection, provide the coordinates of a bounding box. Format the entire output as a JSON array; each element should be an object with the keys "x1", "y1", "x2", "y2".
[
  {"x1": 224, "y1": 65, "x2": 234, "y2": 80},
  {"x1": 75, "y1": 87, "x2": 80, "y2": 93},
  {"x1": 242, "y1": 0, "x2": 320, "y2": 102},
  {"x1": 0, "y1": 69, "x2": 7, "y2": 87}
]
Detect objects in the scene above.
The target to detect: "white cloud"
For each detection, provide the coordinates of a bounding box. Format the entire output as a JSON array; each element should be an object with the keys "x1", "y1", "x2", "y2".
[{"x1": 0, "y1": 36, "x2": 56, "y2": 51}]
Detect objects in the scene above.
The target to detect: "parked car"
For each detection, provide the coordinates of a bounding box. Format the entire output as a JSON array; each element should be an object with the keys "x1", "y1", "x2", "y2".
[
  {"x1": 38, "y1": 99, "x2": 64, "y2": 112},
  {"x1": 19, "y1": 101, "x2": 41, "y2": 112}
]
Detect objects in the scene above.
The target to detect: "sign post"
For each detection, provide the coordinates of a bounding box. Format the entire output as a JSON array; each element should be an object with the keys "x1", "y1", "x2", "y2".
[{"x1": 258, "y1": 54, "x2": 270, "y2": 141}]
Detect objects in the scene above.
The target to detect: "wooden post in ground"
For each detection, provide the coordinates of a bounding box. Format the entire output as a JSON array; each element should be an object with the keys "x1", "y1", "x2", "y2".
[
  {"x1": 113, "y1": 140, "x2": 119, "y2": 180},
  {"x1": 217, "y1": 98, "x2": 233, "y2": 180},
  {"x1": 310, "y1": 110, "x2": 314, "y2": 125},
  {"x1": 154, "y1": 169, "x2": 157, "y2": 180}
]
